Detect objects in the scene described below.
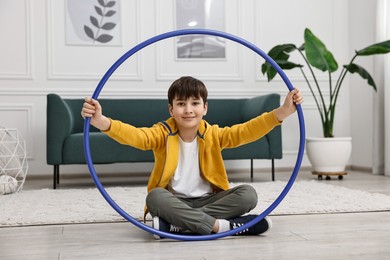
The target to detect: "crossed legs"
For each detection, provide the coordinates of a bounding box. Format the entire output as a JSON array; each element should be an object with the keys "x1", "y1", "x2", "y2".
[{"x1": 146, "y1": 184, "x2": 258, "y2": 235}]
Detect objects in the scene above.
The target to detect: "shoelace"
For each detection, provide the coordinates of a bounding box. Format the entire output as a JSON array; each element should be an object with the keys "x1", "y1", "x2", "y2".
[{"x1": 231, "y1": 222, "x2": 249, "y2": 234}]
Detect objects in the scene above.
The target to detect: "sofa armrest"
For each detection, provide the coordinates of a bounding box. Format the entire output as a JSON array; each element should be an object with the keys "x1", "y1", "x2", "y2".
[{"x1": 46, "y1": 94, "x2": 74, "y2": 165}]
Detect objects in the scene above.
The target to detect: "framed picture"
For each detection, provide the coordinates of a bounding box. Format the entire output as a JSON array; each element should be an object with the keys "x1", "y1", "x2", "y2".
[
  {"x1": 66, "y1": 0, "x2": 121, "y2": 46},
  {"x1": 175, "y1": 0, "x2": 225, "y2": 59},
  {"x1": 49, "y1": 0, "x2": 139, "y2": 80}
]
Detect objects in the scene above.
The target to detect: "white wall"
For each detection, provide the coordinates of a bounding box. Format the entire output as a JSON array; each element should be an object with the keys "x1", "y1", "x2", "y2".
[
  {"x1": 1, "y1": 0, "x2": 374, "y2": 177},
  {"x1": 349, "y1": 0, "x2": 377, "y2": 169}
]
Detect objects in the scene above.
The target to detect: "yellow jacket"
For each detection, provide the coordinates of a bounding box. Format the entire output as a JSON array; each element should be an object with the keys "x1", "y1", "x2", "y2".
[{"x1": 104, "y1": 110, "x2": 281, "y2": 193}]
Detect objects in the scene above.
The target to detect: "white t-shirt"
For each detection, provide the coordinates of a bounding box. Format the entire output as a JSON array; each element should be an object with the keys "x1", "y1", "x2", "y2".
[{"x1": 167, "y1": 137, "x2": 212, "y2": 198}]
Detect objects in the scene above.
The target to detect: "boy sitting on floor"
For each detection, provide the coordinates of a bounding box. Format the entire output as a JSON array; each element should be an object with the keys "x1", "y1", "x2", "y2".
[{"x1": 81, "y1": 76, "x2": 303, "y2": 239}]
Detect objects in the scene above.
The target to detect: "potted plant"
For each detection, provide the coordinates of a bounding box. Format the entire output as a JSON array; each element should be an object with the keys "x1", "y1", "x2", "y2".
[{"x1": 261, "y1": 28, "x2": 390, "y2": 178}]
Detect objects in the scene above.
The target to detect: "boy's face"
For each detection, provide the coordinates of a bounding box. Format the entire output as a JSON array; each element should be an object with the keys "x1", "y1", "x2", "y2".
[{"x1": 169, "y1": 96, "x2": 208, "y2": 132}]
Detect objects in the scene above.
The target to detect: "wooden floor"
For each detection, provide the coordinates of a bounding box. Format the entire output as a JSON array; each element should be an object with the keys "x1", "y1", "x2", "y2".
[{"x1": 1, "y1": 169, "x2": 390, "y2": 260}]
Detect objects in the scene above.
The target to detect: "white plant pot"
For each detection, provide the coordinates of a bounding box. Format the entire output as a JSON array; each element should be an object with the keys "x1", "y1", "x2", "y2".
[{"x1": 306, "y1": 137, "x2": 352, "y2": 172}]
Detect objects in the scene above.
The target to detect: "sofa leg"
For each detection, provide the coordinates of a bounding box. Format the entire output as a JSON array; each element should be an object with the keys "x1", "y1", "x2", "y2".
[
  {"x1": 53, "y1": 165, "x2": 59, "y2": 189},
  {"x1": 250, "y1": 159, "x2": 254, "y2": 182},
  {"x1": 57, "y1": 167, "x2": 60, "y2": 185},
  {"x1": 272, "y1": 159, "x2": 275, "y2": 181}
]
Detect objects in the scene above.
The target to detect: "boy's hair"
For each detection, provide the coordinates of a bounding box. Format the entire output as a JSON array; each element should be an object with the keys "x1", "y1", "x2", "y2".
[{"x1": 168, "y1": 76, "x2": 208, "y2": 105}]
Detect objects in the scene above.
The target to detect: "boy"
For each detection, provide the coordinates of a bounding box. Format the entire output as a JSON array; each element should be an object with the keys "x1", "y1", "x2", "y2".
[{"x1": 81, "y1": 76, "x2": 303, "y2": 239}]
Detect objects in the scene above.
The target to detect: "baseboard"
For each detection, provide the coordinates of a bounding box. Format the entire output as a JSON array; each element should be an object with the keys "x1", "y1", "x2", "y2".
[{"x1": 349, "y1": 165, "x2": 372, "y2": 173}]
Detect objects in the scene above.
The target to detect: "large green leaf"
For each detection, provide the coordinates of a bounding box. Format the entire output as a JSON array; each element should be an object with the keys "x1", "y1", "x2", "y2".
[
  {"x1": 344, "y1": 63, "x2": 377, "y2": 91},
  {"x1": 276, "y1": 60, "x2": 303, "y2": 70},
  {"x1": 262, "y1": 63, "x2": 278, "y2": 81},
  {"x1": 356, "y1": 40, "x2": 390, "y2": 56},
  {"x1": 268, "y1": 44, "x2": 297, "y2": 59},
  {"x1": 261, "y1": 44, "x2": 301, "y2": 81},
  {"x1": 304, "y1": 28, "x2": 338, "y2": 72},
  {"x1": 262, "y1": 60, "x2": 302, "y2": 81}
]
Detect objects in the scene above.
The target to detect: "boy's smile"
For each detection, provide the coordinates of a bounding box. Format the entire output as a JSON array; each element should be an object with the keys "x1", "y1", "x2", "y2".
[{"x1": 169, "y1": 96, "x2": 208, "y2": 141}]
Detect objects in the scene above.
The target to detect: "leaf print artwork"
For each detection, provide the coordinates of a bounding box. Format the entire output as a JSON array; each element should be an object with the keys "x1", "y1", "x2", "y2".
[
  {"x1": 84, "y1": 0, "x2": 117, "y2": 43},
  {"x1": 66, "y1": 0, "x2": 121, "y2": 45}
]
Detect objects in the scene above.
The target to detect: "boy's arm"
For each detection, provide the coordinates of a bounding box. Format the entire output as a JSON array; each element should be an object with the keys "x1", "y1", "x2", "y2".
[
  {"x1": 218, "y1": 111, "x2": 281, "y2": 149},
  {"x1": 81, "y1": 97, "x2": 163, "y2": 150},
  {"x1": 104, "y1": 119, "x2": 166, "y2": 151},
  {"x1": 218, "y1": 88, "x2": 303, "y2": 148},
  {"x1": 274, "y1": 88, "x2": 303, "y2": 122},
  {"x1": 81, "y1": 97, "x2": 111, "y2": 131}
]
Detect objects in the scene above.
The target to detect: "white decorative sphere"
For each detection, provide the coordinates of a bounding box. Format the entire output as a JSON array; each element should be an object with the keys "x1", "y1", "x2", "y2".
[{"x1": 0, "y1": 175, "x2": 18, "y2": 195}]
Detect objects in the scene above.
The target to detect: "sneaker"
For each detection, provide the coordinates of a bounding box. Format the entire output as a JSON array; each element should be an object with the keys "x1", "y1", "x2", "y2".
[
  {"x1": 152, "y1": 216, "x2": 182, "y2": 240},
  {"x1": 228, "y1": 214, "x2": 272, "y2": 236}
]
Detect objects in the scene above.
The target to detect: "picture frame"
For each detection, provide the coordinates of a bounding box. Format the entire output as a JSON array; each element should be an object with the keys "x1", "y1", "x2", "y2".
[
  {"x1": 66, "y1": 0, "x2": 121, "y2": 46},
  {"x1": 175, "y1": 0, "x2": 226, "y2": 59}
]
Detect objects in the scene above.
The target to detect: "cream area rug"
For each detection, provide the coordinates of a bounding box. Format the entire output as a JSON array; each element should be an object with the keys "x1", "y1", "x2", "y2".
[{"x1": 1, "y1": 181, "x2": 390, "y2": 227}]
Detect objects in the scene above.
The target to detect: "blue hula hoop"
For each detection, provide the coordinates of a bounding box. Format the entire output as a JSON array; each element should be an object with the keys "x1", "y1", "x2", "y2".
[{"x1": 83, "y1": 29, "x2": 305, "y2": 241}]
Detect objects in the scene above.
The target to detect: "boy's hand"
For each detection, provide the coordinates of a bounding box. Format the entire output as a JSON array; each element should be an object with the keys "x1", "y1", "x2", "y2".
[
  {"x1": 81, "y1": 97, "x2": 111, "y2": 131},
  {"x1": 274, "y1": 88, "x2": 303, "y2": 122}
]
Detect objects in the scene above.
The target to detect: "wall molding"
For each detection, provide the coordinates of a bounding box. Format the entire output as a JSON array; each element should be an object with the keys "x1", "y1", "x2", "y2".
[
  {"x1": 0, "y1": 87, "x2": 326, "y2": 103},
  {"x1": 0, "y1": 103, "x2": 35, "y2": 160},
  {"x1": 254, "y1": 0, "x2": 339, "y2": 83},
  {"x1": 0, "y1": 0, "x2": 32, "y2": 79},
  {"x1": 47, "y1": 0, "x2": 142, "y2": 81}
]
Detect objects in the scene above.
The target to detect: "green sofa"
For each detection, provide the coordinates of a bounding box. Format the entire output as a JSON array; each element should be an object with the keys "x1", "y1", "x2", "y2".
[{"x1": 46, "y1": 93, "x2": 282, "y2": 189}]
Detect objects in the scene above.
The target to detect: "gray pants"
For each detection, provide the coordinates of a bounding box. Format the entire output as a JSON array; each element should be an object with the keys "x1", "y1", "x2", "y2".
[{"x1": 146, "y1": 184, "x2": 258, "y2": 235}]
